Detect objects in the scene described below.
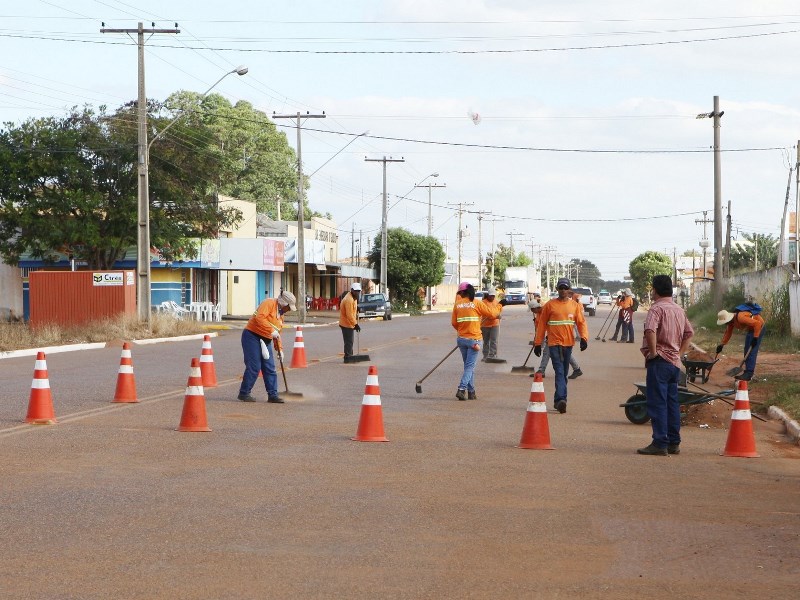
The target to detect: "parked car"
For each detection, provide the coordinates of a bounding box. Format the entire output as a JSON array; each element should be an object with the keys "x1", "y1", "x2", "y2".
[
  {"x1": 357, "y1": 293, "x2": 392, "y2": 320},
  {"x1": 597, "y1": 291, "x2": 613, "y2": 305},
  {"x1": 571, "y1": 287, "x2": 597, "y2": 316}
]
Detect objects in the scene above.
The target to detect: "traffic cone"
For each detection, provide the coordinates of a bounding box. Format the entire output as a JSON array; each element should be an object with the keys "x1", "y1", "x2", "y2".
[
  {"x1": 25, "y1": 351, "x2": 57, "y2": 424},
  {"x1": 177, "y1": 358, "x2": 212, "y2": 432},
  {"x1": 290, "y1": 326, "x2": 308, "y2": 368},
  {"x1": 199, "y1": 334, "x2": 218, "y2": 388},
  {"x1": 721, "y1": 380, "x2": 759, "y2": 457},
  {"x1": 113, "y1": 342, "x2": 138, "y2": 403},
  {"x1": 352, "y1": 365, "x2": 388, "y2": 442},
  {"x1": 517, "y1": 372, "x2": 554, "y2": 450}
]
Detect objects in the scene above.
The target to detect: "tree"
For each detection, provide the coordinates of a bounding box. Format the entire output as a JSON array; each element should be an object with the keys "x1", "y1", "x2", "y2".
[
  {"x1": 567, "y1": 258, "x2": 602, "y2": 289},
  {"x1": 367, "y1": 228, "x2": 446, "y2": 309},
  {"x1": 163, "y1": 92, "x2": 306, "y2": 219},
  {"x1": 729, "y1": 233, "x2": 778, "y2": 273},
  {"x1": 0, "y1": 104, "x2": 242, "y2": 269},
  {"x1": 484, "y1": 245, "x2": 530, "y2": 286},
  {"x1": 628, "y1": 251, "x2": 672, "y2": 299}
]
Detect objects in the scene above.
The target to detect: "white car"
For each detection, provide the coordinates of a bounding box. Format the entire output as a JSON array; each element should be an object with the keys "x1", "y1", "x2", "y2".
[{"x1": 597, "y1": 291, "x2": 613, "y2": 305}]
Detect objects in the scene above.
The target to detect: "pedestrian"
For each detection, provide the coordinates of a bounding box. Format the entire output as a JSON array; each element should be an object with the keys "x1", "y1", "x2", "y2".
[
  {"x1": 637, "y1": 275, "x2": 694, "y2": 456},
  {"x1": 238, "y1": 289, "x2": 297, "y2": 403},
  {"x1": 609, "y1": 291, "x2": 625, "y2": 341},
  {"x1": 715, "y1": 302, "x2": 765, "y2": 382},
  {"x1": 339, "y1": 282, "x2": 362, "y2": 362},
  {"x1": 452, "y1": 282, "x2": 502, "y2": 400},
  {"x1": 480, "y1": 286, "x2": 503, "y2": 361},
  {"x1": 613, "y1": 289, "x2": 635, "y2": 343},
  {"x1": 533, "y1": 278, "x2": 589, "y2": 413}
]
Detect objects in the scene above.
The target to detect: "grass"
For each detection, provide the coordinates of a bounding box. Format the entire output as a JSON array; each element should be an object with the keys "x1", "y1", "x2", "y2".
[
  {"x1": 755, "y1": 375, "x2": 800, "y2": 421},
  {"x1": 0, "y1": 313, "x2": 216, "y2": 353}
]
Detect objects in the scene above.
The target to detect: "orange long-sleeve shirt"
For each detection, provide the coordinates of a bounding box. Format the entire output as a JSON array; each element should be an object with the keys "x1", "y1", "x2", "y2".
[
  {"x1": 721, "y1": 310, "x2": 765, "y2": 344},
  {"x1": 452, "y1": 297, "x2": 502, "y2": 340},
  {"x1": 480, "y1": 297, "x2": 503, "y2": 328},
  {"x1": 534, "y1": 298, "x2": 588, "y2": 347},
  {"x1": 245, "y1": 298, "x2": 284, "y2": 351},
  {"x1": 339, "y1": 293, "x2": 358, "y2": 328}
]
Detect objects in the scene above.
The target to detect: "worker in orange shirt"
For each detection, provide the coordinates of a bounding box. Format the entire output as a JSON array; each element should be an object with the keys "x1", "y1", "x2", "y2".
[
  {"x1": 452, "y1": 282, "x2": 502, "y2": 400},
  {"x1": 480, "y1": 286, "x2": 503, "y2": 361},
  {"x1": 715, "y1": 303, "x2": 766, "y2": 381},
  {"x1": 339, "y1": 282, "x2": 362, "y2": 363},
  {"x1": 533, "y1": 278, "x2": 589, "y2": 413},
  {"x1": 610, "y1": 290, "x2": 633, "y2": 342},
  {"x1": 238, "y1": 290, "x2": 297, "y2": 403}
]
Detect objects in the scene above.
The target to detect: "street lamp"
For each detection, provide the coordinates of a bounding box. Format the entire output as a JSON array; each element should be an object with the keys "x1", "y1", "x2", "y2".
[{"x1": 137, "y1": 65, "x2": 248, "y2": 325}]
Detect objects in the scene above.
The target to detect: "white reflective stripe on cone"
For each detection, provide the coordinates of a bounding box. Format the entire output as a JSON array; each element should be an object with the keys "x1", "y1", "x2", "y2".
[
  {"x1": 362, "y1": 394, "x2": 382, "y2": 405},
  {"x1": 530, "y1": 382, "x2": 544, "y2": 392},
  {"x1": 199, "y1": 355, "x2": 213, "y2": 362},
  {"x1": 31, "y1": 379, "x2": 50, "y2": 389},
  {"x1": 365, "y1": 375, "x2": 379, "y2": 386},
  {"x1": 118, "y1": 365, "x2": 134, "y2": 374},
  {"x1": 35, "y1": 360, "x2": 47, "y2": 370},
  {"x1": 185, "y1": 386, "x2": 204, "y2": 396},
  {"x1": 731, "y1": 409, "x2": 752, "y2": 420},
  {"x1": 735, "y1": 391, "x2": 749, "y2": 401},
  {"x1": 527, "y1": 402, "x2": 547, "y2": 412},
  {"x1": 121, "y1": 349, "x2": 132, "y2": 358},
  {"x1": 293, "y1": 342, "x2": 305, "y2": 347}
]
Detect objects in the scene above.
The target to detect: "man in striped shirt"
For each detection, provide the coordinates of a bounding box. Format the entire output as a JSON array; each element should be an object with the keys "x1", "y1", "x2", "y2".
[{"x1": 533, "y1": 278, "x2": 589, "y2": 413}]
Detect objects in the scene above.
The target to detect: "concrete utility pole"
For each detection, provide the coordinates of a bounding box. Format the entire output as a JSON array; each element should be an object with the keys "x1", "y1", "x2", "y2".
[
  {"x1": 697, "y1": 97, "x2": 724, "y2": 306},
  {"x1": 476, "y1": 211, "x2": 491, "y2": 287},
  {"x1": 365, "y1": 156, "x2": 405, "y2": 294},
  {"x1": 101, "y1": 22, "x2": 179, "y2": 325},
  {"x1": 448, "y1": 202, "x2": 474, "y2": 283},
  {"x1": 796, "y1": 140, "x2": 800, "y2": 277},
  {"x1": 485, "y1": 218, "x2": 504, "y2": 285},
  {"x1": 507, "y1": 231, "x2": 524, "y2": 257},
  {"x1": 725, "y1": 201, "x2": 732, "y2": 277},
  {"x1": 273, "y1": 111, "x2": 326, "y2": 323},
  {"x1": 415, "y1": 181, "x2": 446, "y2": 237}
]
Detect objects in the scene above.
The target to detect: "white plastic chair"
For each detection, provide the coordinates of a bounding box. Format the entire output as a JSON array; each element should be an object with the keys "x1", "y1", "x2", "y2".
[
  {"x1": 168, "y1": 301, "x2": 191, "y2": 319},
  {"x1": 209, "y1": 303, "x2": 221, "y2": 322}
]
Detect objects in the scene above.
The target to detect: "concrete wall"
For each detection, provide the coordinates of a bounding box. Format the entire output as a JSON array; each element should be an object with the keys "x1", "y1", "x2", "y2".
[
  {"x1": 791, "y1": 279, "x2": 800, "y2": 336},
  {"x1": 0, "y1": 263, "x2": 23, "y2": 317}
]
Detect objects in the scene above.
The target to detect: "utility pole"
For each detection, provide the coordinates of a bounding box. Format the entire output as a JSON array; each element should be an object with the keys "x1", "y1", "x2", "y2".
[
  {"x1": 476, "y1": 211, "x2": 491, "y2": 287},
  {"x1": 796, "y1": 139, "x2": 800, "y2": 277},
  {"x1": 101, "y1": 22, "x2": 179, "y2": 325},
  {"x1": 365, "y1": 156, "x2": 405, "y2": 294},
  {"x1": 485, "y1": 218, "x2": 504, "y2": 285},
  {"x1": 673, "y1": 247, "x2": 678, "y2": 287},
  {"x1": 725, "y1": 201, "x2": 732, "y2": 277},
  {"x1": 448, "y1": 202, "x2": 474, "y2": 283},
  {"x1": 416, "y1": 180, "x2": 446, "y2": 309},
  {"x1": 272, "y1": 111, "x2": 326, "y2": 323},
  {"x1": 713, "y1": 96, "x2": 723, "y2": 308},
  {"x1": 695, "y1": 210, "x2": 712, "y2": 279},
  {"x1": 507, "y1": 231, "x2": 524, "y2": 258}
]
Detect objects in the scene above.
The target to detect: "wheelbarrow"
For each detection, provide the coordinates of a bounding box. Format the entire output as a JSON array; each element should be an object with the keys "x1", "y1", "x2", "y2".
[
  {"x1": 682, "y1": 355, "x2": 719, "y2": 384},
  {"x1": 620, "y1": 383, "x2": 736, "y2": 424}
]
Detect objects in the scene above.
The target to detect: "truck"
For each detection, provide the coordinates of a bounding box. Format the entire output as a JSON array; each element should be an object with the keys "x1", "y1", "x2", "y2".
[{"x1": 502, "y1": 266, "x2": 540, "y2": 305}]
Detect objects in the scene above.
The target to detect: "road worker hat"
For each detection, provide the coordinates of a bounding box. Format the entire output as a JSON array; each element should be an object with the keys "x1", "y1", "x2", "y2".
[
  {"x1": 458, "y1": 281, "x2": 472, "y2": 292},
  {"x1": 484, "y1": 286, "x2": 496, "y2": 296},
  {"x1": 277, "y1": 290, "x2": 297, "y2": 311},
  {"x1": 351, "y1": 282, "x2": 361, "y2": 291},
  {"x1": 624, "y1": 288, "x2": 633, "y2": 296},
  {"x1": 716, "y1": 309, "x2": 735, "y2": 325},
  {"x1": 528, "y1": 300, "x2": 541, "y2": 310},
  {"x1": 556, "y1": 277, "x2": 571, "y2": 289}
]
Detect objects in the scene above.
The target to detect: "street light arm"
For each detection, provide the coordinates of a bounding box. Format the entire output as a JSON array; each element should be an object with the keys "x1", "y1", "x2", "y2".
[
  {"x1": 148, "y1": 65, "x2": 247, "y2": 151},
  {"x1": 307, "y1": 131, "x2": 368, "y2": 179}
]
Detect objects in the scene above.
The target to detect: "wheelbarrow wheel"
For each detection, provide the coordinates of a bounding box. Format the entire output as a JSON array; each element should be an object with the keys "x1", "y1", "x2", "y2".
[{"x1": 624, "y1": 395, "x2": 650, "y2": 425}]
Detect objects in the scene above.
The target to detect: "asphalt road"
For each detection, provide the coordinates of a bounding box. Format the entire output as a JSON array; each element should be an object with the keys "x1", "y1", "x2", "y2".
[{"x1": 1, "y1": 306, "x2": 798, "y2": 599}]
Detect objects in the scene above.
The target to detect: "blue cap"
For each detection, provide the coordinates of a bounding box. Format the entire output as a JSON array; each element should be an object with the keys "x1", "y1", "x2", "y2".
[{"x1": 556, "y1": 278, "x2": 571, "y2": 289}]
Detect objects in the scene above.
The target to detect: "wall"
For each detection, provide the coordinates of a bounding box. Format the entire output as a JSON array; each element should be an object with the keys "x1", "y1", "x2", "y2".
[{"x1": 0, "y1": 263, "x2": 23, "y2": 316}]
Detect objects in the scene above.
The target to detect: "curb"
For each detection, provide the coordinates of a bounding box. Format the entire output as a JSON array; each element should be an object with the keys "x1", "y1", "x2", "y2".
[{"x1": 767, "y1": 406, "x2": 800, "y2": 446}]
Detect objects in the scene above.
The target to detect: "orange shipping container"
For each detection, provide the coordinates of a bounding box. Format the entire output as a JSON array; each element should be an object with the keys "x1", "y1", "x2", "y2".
[{"x1": 29, "y1": 270, "x2": 137, "y2": 328}]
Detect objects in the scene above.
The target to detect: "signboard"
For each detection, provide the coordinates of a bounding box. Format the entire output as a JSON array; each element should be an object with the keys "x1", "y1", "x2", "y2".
[{"x1": 92, "y1": 272, "x2": 124, "y2": 286}]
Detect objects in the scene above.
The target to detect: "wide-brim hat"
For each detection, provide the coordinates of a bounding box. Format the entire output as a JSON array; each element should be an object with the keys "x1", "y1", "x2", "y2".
[
  {"x1": 278, "y1": 290, "x2": 297, "y2": 311},
  {"x1": 716, "y1": 309, "x2": 735, "y2": 325}
]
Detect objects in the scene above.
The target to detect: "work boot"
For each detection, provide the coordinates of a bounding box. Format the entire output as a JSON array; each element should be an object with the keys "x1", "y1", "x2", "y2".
[
  {"x1": 237, "y1": 393, "x2": 256, "y2": 402},
  {"x1": 667, "y1": 444, "x2": 680, "y2": 455},
  {"x1": 468, "y1": 390, "x2": 477, "y2": 400},
  {"x1": 555, "y1": 400, "x2": 567, "y2": 414},
  {"x1": 637, "y1": 443, "x2": 668, "y2": 456},
  {"x1": 609, "y1": 336, "x2": 618, "y2": 342},
  {"x1": 567, "y1": 369, "x2": 583, "y2": 380},
  {"x1": 267, "y1": 396, "x2": 285, "y2": 404},
  {"x1": 456, "y1": 389, "x2": 467, "y2": 401},
  {"x1": 735, "y1": 371, "x2": 753, "y2": 381}
]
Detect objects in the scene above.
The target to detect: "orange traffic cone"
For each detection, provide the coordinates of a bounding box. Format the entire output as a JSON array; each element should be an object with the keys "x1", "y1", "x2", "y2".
[
  {"x1": 721, "y1": 380, "x2": 759, "y2": 457},
  {"x1": 113, "y1": 342, "x2": 138, "y2": 403},
  {"x1": 290, "y1": 326, "x2": 308, "y2": 368},
  {"x1": 25, "y1": 351, "x2": 57, "y2": 424},
  {"x1": 517, "y1": 372, "x2": 554, "y2": 450},
  {"x1": 352, "y1": 365, "x2": 388, "y2": 442},
  {"x1": 199, "y1": 334, "x2": 218, "y2": 388},
  {"x1": 177, "y1": 358, "x2": 212, "y2": 432}
]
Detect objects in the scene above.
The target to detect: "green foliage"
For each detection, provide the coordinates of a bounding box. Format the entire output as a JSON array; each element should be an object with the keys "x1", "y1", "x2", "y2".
[
  {"x1": 628, "y1": 251, "x2": 672, "y2": 298},
  {"x1": 729, "y1": 233, "x2": 778, "y2": 273},
  {"x1": 0, "y1": 104, "x2": 243, "y2": 269},
  {"x1": 567, "y1": 258, "x2": 602, "y2": 289},
  {"x1": 162, "y1": 92, "x2": 302, "y2": 219},
  {"x1": 484, "y1": 245, "x2": 530, "y2": 286},
  {"x1": 367, "y1": 228, "x2": 446, "y2": 308}
]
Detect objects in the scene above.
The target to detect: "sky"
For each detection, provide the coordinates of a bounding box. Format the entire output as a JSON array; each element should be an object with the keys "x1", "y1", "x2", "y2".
[{"x1": 2, "y1": 1, "x2": 800, "y2": 281}]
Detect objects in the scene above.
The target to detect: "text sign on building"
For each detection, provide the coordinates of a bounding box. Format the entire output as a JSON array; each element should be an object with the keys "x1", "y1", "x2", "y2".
[{"x1": 93, "y1": 272, "x2": 125, "y2": 286}]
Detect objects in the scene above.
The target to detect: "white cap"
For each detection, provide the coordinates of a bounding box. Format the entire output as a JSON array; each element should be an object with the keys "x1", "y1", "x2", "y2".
[
  {"x1": 277, "y1": 290, "x2": 297, "y2": 311},
  {"x1": 351, "y1": 282, "x2": 362, "y2": 291}
]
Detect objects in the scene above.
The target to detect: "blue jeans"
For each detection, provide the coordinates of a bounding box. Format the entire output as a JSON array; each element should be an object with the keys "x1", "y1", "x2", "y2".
[
  {"x1": 548, "y1": 345, "x2": 572, "y2": 405},
  {"x1": 645, "y1": 356, "x2": 681, "y2": 448},
  {"x1": 456, "y1": 336, "x2": 481, "y2": 392},
  {"x1": 743, "y1": 326, "x2": 764, "y2": 376},
  {"x1": 240, "y1": 328, "x2": 278, "y2": 398},
  {"x1": 538, "y1": 338, "x2": 580, "y2": 372}
]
